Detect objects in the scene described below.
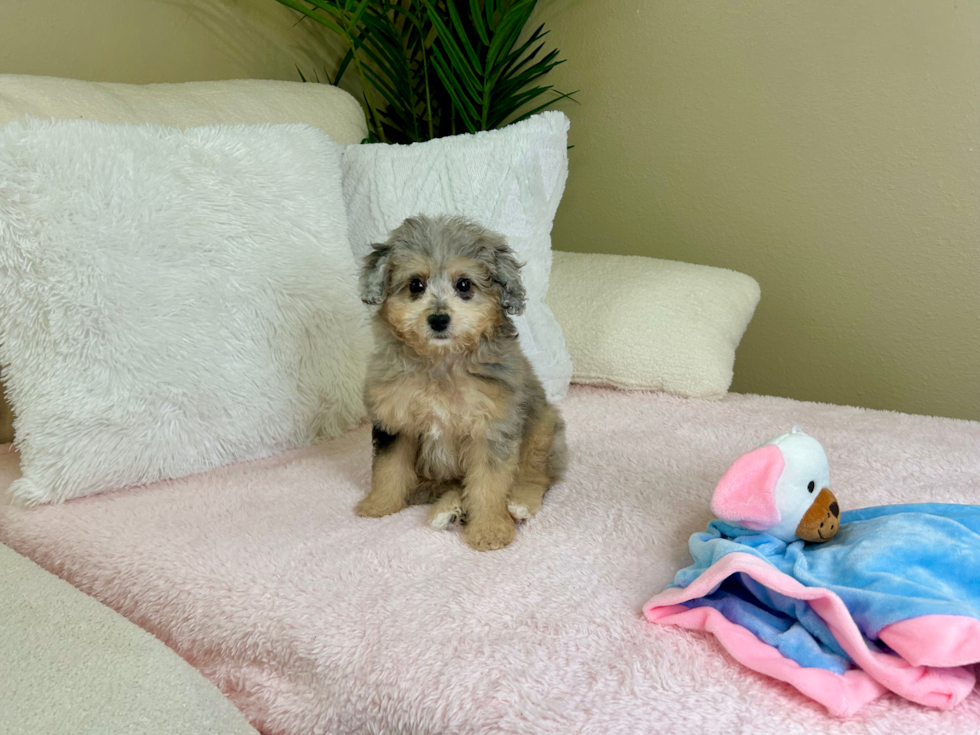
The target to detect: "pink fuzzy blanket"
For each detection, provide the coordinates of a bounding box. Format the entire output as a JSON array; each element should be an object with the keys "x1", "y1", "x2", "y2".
[{"x1": 2, "y1": 386, "x2": 979, "y2": 734}]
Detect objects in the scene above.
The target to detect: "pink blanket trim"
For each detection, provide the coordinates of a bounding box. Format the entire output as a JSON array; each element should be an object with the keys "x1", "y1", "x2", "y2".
[
  {"x1": 643, "y1": 553, "x2": 977, "y2": 716},
  {"x1": 880, "y1": 616, "x2": 980, "y2": 668}
]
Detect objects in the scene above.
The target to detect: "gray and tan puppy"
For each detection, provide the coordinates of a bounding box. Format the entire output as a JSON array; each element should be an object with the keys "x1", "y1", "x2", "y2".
[{"x1": 355, "y1": 215, "x2": 566, "y2": 551}]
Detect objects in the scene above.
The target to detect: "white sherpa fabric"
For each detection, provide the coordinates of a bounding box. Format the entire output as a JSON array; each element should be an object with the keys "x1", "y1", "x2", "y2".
[
  {"x1": 0, "y1": 74, "x2": 369, "y2": 444},
  {"x1": 548, "y1": 251, "x2": 761, "y2": 399},
  {"x1": 1, "y1": 386, "x2": 978, "y2": 733},
  {"x1": 0, "y1": 117, "x2": 368, "y2": 505},
  {"x1": 342, "y1": 112, "x2": 573, "y2": 402}
]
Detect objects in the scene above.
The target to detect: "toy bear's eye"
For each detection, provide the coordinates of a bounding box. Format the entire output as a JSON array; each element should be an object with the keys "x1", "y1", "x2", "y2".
[{"x1": 807, "y1": 481, "x2": 815, "y2": 493}]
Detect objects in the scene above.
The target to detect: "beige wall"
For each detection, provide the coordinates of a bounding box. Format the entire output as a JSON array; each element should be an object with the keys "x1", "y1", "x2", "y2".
[
  {"x1": 0, "y1": 0, "x2": 345, "y2": 84},
  {"x1": 1, "y1": 0, "x2": 977, "y2": 420},
  {"x1": 535, "y1": 0, "x2": 980, "y2": 420}
]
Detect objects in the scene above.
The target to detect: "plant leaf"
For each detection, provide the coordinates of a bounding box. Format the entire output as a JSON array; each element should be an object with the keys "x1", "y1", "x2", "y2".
[
  {"x1": 469, "y1": 0, "x2": 490, "y2": 45},
  {"x1": 333, "y1": 47, "x2": 355, "y2": 86},
  {"x1": 273, "y1": 0, "x2": 344, "y2": 35}
]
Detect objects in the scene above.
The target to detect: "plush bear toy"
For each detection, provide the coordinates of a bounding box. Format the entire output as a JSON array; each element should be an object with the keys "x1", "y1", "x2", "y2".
[{"x1": 710, "y1": 427, "x2": 840, "y2": 543}]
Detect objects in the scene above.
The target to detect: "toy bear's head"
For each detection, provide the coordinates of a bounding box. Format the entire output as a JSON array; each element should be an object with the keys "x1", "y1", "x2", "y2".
[{"x1": 710, "y1": 427, "x2": 840, "y2": 543}]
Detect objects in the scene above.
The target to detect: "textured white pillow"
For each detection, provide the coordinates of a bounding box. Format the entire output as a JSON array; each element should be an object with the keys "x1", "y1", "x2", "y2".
[
  {"x1": 548, "y1": 251, "x2": 761, "y2": 399},
  {"x1": 0, "y1": 74, "x2": 370, "y2": 444},
  {"x1": 0, "y1": 118, "x2": 368, "y2": 505},
  {"x1": 342, "y1": 112, "x2": 573, "y2": 402}
]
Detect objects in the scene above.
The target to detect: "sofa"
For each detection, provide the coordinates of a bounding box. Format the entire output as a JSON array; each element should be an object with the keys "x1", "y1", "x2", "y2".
[{"x1": 1, "y1": 75, "x2": 978, "y2": 735}]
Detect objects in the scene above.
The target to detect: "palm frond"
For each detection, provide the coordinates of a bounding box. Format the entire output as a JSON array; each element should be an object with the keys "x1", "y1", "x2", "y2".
[{"x1": 276, "y1": 0, "x2": 575, "y2": 142}]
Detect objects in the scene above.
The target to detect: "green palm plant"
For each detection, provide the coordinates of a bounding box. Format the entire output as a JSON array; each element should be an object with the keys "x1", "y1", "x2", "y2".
[{"x1": 274, "y1": 0, "x2": 575, "y2": 143}]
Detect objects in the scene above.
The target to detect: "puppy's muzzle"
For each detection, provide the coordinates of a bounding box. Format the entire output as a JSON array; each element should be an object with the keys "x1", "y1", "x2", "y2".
[{"x1": 428, "y1": 313, "x2": 451, "y2": 333}]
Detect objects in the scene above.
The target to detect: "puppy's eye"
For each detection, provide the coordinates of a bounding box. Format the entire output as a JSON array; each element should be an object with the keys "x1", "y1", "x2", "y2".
[
  {"x1": 455, "y1": 278, "x2": 471, "y2": 294},
  {"x1": 409, "y1": 278, "x2": 426, "y2": 295},
  {"x1": 808, "y1": 481, "x2": 815, "y2": 493}
]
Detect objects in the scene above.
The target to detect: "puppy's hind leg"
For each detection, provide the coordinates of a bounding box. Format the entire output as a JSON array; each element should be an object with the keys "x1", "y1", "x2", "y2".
[
  {"x1": 427, "y1": 483, "x2": 464, "y2": 530},
  {"x1": 509, "y1": 407, "x2": 566, "y2": 522},
  {"x1": 407, "y1": 479, "x2": 445, "y2": 506},
  {"x1": 508, "y1": 482, "x2": 546, "y2": 522}
]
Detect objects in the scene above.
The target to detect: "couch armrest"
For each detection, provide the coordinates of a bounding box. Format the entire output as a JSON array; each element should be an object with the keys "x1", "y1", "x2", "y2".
[{"x1": 0, "y1": 542, "x2": 257, "y2": 734}]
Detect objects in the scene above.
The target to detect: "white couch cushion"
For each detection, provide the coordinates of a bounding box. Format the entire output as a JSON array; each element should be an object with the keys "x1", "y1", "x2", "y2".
[
  {"x1": 0, "y1": 74, "x2": 367, "y2": 143},
  {"x1": 0, "y1": 117, "x2": 368, "y2": 504},
  {"x1": 548, "y1": 251, "x2": 760, "y2": 399},
  {"x1": 0, "y1": 541, "x2": 258, "y2": 735}
]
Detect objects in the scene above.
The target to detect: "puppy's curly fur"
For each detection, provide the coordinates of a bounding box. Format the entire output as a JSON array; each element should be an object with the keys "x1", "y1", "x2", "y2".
[{"x1": 355, "y1": 215, "x2": 566, "y2": 551}]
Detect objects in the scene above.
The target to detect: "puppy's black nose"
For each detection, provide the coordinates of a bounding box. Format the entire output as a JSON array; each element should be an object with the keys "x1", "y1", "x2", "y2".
[
  {"x1": 428, "y1": 313, "x2": 451, "y2": 332},
  {"x1": 829, "y1": 501, "x2": 839, "y2": 518}
]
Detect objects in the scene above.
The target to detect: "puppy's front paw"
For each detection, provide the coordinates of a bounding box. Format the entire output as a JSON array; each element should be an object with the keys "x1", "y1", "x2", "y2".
[
  {"x1": 355, "y1": 494, "x2": 406, "y2": 518},
  {"x1": 463, "y1": 517, "x2": 516, "y2": 551}
]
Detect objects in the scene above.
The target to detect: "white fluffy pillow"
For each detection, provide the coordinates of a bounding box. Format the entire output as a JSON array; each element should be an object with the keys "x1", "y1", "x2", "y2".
[
  {"x1": 342, "y1": 112, "x2": 572, "y2": 402},
  {"x1": 548, "y1": 251, "x2": 761, "y2": 399},
  {"x1": 0, "y1": 118, "x2": 368, "y2": 505}
]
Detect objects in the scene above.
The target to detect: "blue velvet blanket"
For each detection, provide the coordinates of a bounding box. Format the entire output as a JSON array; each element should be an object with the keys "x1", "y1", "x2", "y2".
[
  {"x1": 644, "y1": 504, "x2": 980, "y2": 714},
  {"x1": 675, "y1": 503, "x2": 980, "y2": 673}
]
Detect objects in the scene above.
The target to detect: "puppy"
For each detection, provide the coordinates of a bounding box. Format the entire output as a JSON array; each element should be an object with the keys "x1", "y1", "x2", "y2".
[{"x1": 355, "y1": 215, "x2": 566, "y2": 551}]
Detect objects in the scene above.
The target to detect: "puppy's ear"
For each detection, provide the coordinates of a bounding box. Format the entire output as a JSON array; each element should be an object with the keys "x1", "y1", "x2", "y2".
[
  {"x1": 360, "y1": 243, "x2": 393, "y2": 305},
  {"x1": 480, "y1": 234, "x2": 526, "y2": 316}
]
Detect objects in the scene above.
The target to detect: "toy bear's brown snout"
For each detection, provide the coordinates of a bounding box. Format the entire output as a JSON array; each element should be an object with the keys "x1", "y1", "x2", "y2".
[{"x1": 795, "y1": 488, "x2": 840, "y2": 543}]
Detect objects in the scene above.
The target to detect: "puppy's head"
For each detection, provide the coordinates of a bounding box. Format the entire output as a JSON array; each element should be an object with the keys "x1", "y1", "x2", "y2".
[{"x1": 361, "y1": 215, "x2": 525, "y2": 356}]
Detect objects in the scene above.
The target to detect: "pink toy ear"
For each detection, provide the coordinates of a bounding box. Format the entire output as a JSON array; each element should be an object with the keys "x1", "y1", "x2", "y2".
[{"x1": 710, "y1": 445, "x2": 784, "y2": 530}]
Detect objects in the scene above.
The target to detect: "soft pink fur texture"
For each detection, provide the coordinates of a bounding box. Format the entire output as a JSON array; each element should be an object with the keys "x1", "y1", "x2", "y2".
[{"x1": 1, "y1": 386, "x2": 979, "y2": 734}]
